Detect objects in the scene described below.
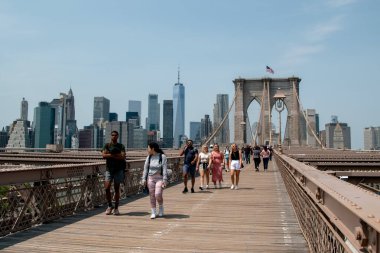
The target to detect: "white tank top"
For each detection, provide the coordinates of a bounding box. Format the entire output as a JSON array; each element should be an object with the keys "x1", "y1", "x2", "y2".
[{"x1": 199, "y1": 152, "x2": 210, "y2": 164}]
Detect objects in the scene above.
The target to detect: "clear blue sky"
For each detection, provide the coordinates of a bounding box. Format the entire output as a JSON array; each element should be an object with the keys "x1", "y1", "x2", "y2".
[{"x1": 1, "y1": 0, "x2": 379, "y2": 149}]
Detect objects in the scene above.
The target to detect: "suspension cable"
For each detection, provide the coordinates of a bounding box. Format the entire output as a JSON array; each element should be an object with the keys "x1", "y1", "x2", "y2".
[
  {"x1": 292, "y1": 81, "x2": 325, "y2": 148},
  {"x1": 203, "y1": 81, "x2": 241, "y2": 145},
  {"x1": 253, "y1": 83, "x2": 266, "y2": 145}
]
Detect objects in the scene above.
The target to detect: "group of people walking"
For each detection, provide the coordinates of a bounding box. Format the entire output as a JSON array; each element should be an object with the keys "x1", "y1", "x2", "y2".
[
  {"x1": 242, "y1": 145, "x2": 273, "y2": 172},
  {"x1": 101, "y1": 131, "x2": 271, "y2": 219}
]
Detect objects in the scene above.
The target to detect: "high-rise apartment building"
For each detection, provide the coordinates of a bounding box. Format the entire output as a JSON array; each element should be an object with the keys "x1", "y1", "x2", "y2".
[
  {"x1": 162, "y1": 100, "x2": 173, "y2": 148},
  {"x1": 213, "y1": 94, "x2": 229, "y2": 144},
  {"x1": 325, "y1": 116, "x2": 351, "y2": 149},
  {"x1": 33, "y1": 102, "x2": 55, "y2": 148},
  {"x1": 364, "y1": 126, "x2": 380, "y2": 150},
  {"x1": 173, "y1": 71, "x2": 185, "y2": 148},
  {"x1": 20, "y1": 97, "x2": 28, "y2": 121},
  {"x1": 147, "y1": 94, "x2": 160, "y2": 131},
  {"x1": 93, "y1": 97, "x2": 110, "y2": 126}
]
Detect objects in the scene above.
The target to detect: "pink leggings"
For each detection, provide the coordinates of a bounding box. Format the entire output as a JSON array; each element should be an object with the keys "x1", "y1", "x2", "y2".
[{"x1": 148, "y1": 174, "x2": 164, "y2": 208}]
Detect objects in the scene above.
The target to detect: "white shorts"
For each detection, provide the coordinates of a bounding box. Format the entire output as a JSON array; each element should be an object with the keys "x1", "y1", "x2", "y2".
[{"x1": 230, "y1": 160, "x2": 241, "y2": 170}]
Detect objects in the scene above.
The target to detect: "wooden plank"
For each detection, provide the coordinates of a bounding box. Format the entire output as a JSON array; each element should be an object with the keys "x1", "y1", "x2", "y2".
[{"x1": 0, "y1": 160, "x2": 309, "y2": 252}]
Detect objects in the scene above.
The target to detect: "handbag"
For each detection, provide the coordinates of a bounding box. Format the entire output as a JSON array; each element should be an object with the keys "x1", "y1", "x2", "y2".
[{"x1": 142, "y1": 184, "x2": 149, "y2": 194}]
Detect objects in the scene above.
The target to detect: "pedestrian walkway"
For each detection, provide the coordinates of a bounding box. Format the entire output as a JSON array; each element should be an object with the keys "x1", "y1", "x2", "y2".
[{"x1": 0, "y1": 160, "x2": 309, "y2": 252}]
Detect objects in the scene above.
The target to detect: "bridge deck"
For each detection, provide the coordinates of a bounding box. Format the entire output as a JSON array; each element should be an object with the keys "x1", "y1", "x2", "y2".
[{"x1": 0, "y1": 161, "x2": 309, "y2": 252}]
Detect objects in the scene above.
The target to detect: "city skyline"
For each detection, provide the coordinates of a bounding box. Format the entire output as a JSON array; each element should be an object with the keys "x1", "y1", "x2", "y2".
[{"x1": 1, "y1": 0, "x2": 379, "y2": 149}]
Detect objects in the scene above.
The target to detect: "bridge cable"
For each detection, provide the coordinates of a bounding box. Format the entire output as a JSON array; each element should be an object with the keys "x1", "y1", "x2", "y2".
[
  {"x1": 292, "y1": 81, "x2": 325, "y2": 149},
  {"x1": 267, "y1": 80, "x2": 272, "y2": 145},
  {"x1": 203, "y1": 81, "x2": 241, "y2": 145},
  {"x1": 253, "y1": 83, "x2": 267, "y2": 145}
]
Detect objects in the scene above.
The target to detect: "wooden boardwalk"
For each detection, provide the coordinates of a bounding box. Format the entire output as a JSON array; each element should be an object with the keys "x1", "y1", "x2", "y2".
[{"x1": 0, "y1": 160, "x2": 309, "y2": 253}]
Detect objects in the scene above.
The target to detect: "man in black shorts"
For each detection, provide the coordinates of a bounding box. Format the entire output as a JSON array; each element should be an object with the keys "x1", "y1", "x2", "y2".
[
  {"x1": 179, "y1": 139, "x2": 198, "y2": 193},
  {"x1": 102, "y1": 131, "x2": 126, "y2": 215}
]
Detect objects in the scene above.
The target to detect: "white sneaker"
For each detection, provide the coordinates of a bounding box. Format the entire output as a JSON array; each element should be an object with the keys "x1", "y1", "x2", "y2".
[
  {"x1": 205, "y1": 185, "x2": 209, "y2": 189},
  {"x1": 150, "y1": 208, "x2": 156, "y2": 219},
  {"x1": 219, "y1": 182, "x2": 222, "y2": 188},
  {"x1": 234, "y1": 185, "x2": 239, "y2": 190},
  {"x1": 230, "y1": 185, "x2": 235, "y2": 190},
  {"x1": 158, "y1": 206, "x2": 164, "y2": 217}
]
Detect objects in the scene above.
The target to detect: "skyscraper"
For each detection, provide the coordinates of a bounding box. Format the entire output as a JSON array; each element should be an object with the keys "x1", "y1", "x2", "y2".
[
  {"x1": 93, "y1": 97, "x2": 110, "y2": 126},
  {"x1": 162, "y1": 100, "x2": 173, "y2": 148},
  {"x1": 33, "y1": 102, "x2": 55, "y2": 148},
  {"x1": 105, "y1": 121, "x2": 128, "y2": 147},
  {"x1": 304, "y1": 109, "x2": 320, "y2": 147},
  {"x1": 128, "y1": 100, "x2": 142, "y2": 124},
  {"x1": 66, "y1": 88, "x2": 75, "y2": 121},
  {"x1": 213, "y1": 94, "x2": 229, "y2": 144},
  {"x1": 49, "y1": 89, "x2": 77, "y2": 148},
  {"x1": 325, "y1": 116, "x2": 351, "y2": 149},
  {"x1": 109, "y1": 112, "x2": 118, "y2": 122},
  {"x1": 20, "y1": 97, "x2": 28, "y2": 121},
  {"x1": 6, "y1": 120, "x2": 31, "y2": 150},
  {"x1": 0, "y1": 127, "x2": 8, "y2": 148},
  {"x1": 126, "y1": 112, "x2": 140, "y2": 126},
  {"x1": 147, "y1": 94, "x2": 160, "y2": 131},
  {"x1": 190, "y1": 122, "x2": 201, "y2": 143},
  {"x1": 78, "y1": 126, "x2": 93, "y2": 148},
  {"x1": 200, "y1": 115, "x2": 212, "y2": 142},
  {"x1": 364, "y1": 126, "x2": 380, "y2": 150},
  {"x1": 173, "y1": 70, "x2": 185, "y2": 148}
]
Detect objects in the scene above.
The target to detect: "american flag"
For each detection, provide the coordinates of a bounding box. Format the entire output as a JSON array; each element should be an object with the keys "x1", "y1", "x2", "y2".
[{"x1": 266, "y1": 66, "x2": 274, "y2": 74}]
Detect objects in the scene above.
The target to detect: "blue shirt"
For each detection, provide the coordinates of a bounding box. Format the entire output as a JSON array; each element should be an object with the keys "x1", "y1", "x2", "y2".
[{"x1": 184, "y1": 147, "x2": 198, "y2": 165}]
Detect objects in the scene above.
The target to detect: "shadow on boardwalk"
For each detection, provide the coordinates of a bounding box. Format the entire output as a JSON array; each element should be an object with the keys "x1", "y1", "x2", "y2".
[{"x1": 0, "y1": 160, "x2": 309, "y2": 253}]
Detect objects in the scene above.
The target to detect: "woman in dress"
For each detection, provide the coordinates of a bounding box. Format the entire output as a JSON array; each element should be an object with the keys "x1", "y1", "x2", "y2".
[
  {"x1": 210, "y1": 143, "x2": 224, "y2": 188},
  {"x1": 196, "y1": 145, "x2": 211, "y2": 190}
]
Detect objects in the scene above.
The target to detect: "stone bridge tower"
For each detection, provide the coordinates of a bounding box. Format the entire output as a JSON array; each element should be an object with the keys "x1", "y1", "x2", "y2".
[{"x1": 233, "y1": 77, "x2": 302, "y2": 147}]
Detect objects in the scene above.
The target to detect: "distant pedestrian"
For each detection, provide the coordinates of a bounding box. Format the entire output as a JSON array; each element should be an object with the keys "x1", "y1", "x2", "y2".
[
  {"x1": 241, "y1": 146, "x2": 245, "y2": 163},
  {"x1": 253, "y1": 146, "x2": 261, "y2": 172},
  {"x1": 229, "y1": 143, "x2": 243, "y2": 190},
  {"x1": 268, "y1": 146, "x2": 273, "y2": 161},
  {"x1": 179, "y1": 139, "x2": 198, "y2": 193},
  {"x1": 196, "y1": 145, "x2": 211, "y2": 190},
  {"x1": 244, "y1": 144, "x2": 252, "y2": 164},
  {"x1": 141, "y1": 142, "x2": 168, "y2": 219},
  {"x1": 210, "y1": 143, "x2": 224, "y2": 188},
  {"x1": 102, "y1": 131, "x2": 126, "y2": 215},
  {"x1": 260, "y1": 146, "x2": 271, "y2": 172},
  {"x1": 224, "y1": 146, "x2": 230, "y2": 172}
]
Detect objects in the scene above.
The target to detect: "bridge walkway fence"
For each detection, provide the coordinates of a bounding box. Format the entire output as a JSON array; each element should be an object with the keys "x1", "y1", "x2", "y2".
[
  {"x1": 0, "y1": 157, "x2": 184, "y2": 237},
  {"x1": 0, "y1": 159, "x2": 309, "y2": 252},
  {"x1": 275, "y1": 151, "x2": 380, "y2": 253}
]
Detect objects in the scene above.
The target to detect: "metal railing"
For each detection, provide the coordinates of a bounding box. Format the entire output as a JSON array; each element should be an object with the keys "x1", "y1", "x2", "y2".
[
  {"x1": 0, "y1": 157, "x2": 183, "y2": 237},
  {"x1": 275, "y1": 151, "x2": 380, "y2": 253}
]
